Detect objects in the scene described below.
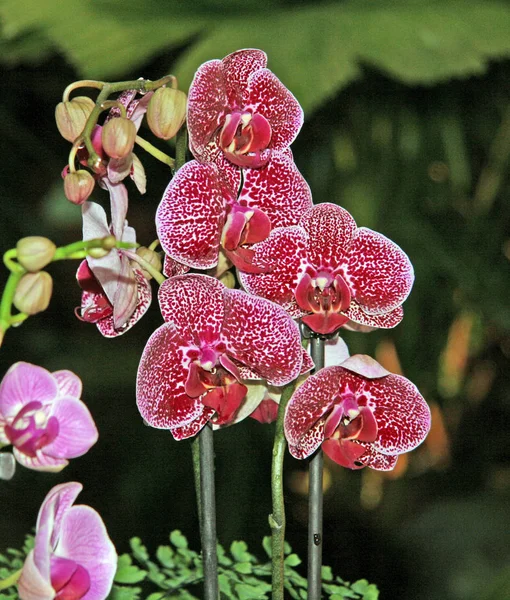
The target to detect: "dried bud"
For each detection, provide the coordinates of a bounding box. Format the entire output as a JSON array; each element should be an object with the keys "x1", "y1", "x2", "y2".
[
  {"x1": 16, "y1": 237, "x2": 56, "y2": 272},
  {"x1": 13, "y1": 271, "x2": 53, "y2": 315},
  {"x1": 55, "y1": 96, "x2": 95, "y2": 142},
  {"x1": 135, "y1": 247, "x2": 162, "y2": 280},
  {"x1": 147, "y1": 87, "x2": 187, "y2": 140},
  {"x1": 64, "y1": 170, "x2": 95, "y2": 205},
  {"x1": 101, "y1": 117, "x2": 136, "y2": 159}
]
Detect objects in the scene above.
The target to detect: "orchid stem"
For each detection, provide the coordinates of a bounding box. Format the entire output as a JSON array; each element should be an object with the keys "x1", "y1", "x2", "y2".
[
  {"x1": 191, "y1": 436, "x2": 203, "y2": 535},
  {"x1": 135, "y1": 135, "x2": 175, "y2": 169},
  {"x1": 198, "y1": 424, "x2": 218, "y2": 600},
  {"x1": 308, "y1": 336, "x2": 325, "y2": 600},
  {"x1": 175, "y1": 126, "x2": 188, "y2": 172},
  {"x1": 270, "y1": 381, "x2": 296, "y2": 600}
]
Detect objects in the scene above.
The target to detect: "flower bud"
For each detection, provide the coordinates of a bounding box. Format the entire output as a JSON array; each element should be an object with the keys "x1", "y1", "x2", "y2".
[
  {"x1": 135, "y1": 247, "x2": 162, "y2": 280},
  {"x1": 147, "y1": 87, "x2": 187, "y2": 140},
  {"x1": 16, "y1": 237, "x2": 56, "y2": 272},
  {"x1": 101, "y1": 117, "x2": 136, "y2": 159},
  {"x1": 88, "y1": 248, "x2": 110, "y2": 259},
  {"x1": 55, "y1": 96, "x2": 95, "y2": 142},
  {"x1": 64, "y1": 170, "x2": 95, "y2": 205},
  {"x1": 13, "y1": 272, "x2": 53, "y2": 315}
]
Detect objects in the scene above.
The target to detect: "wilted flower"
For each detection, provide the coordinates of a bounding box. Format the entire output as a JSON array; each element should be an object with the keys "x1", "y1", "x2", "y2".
[
  {"x1": 284, "y1": 355, "x2": 431, "y2": 470},
  {"x1": 77, "y1": 185, "x2": 151, "y2": 336},
  {"x1": 0, "y1": 362, "x2": 97, "y2": 471},
  {"x1": 137, "y1": 274, "x2": 309, "y2": 439},
  {"x1": 18, "y1": 482, "x2": 117, "y2": 600},
  {"x1": 187, "y1": 49, "x2": 303, "y2": 168},
  {"x1": 240, "y1": 203, "x2": 414, "y2": 334},
  {"x1": 157, "y1": 151, "x2": 312, "y2": 272}
]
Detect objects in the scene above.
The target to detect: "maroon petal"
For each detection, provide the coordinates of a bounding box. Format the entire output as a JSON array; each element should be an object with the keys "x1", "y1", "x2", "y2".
[
  {"x1": 364, "y1": 375, "x2": 431, "y2": 454},
  {"x1": 322, "y1": 438, "x2": 367, "y2": 469},
  {"x1": 299, "y1": 203, "x2": 356, "y2": 268},
  {"x1": 245, "y1": 68, "x2": 303, "y2": 151},
  {"x1": 158, "y1": 275, "x2": 224, "y2": 344},
  {"x1": 170, "y1": 408, "x2": 215, "y2": 440},
  {"x1": 222, "y1": 288, "x2": 303, "y2": 386},
  {"x1": 287, "y1": 418, "x2": 325, "y2": 460},
  {"x1": 344, "y1": 227, "x2": 414, "y2": 314},
  {"x1": 238, "y1": 151, "x2": 312, "y2": 228},
  {"x1": 136, "y1": 323, "x2": 202, "y2": 429},
  {"x1": 344, "y1": 303, "x2": 404, "y2": 330},
  {"x1": 156, "y1": 161, "x2": 235, "y2": 269},
  {"x1": 222, "y1": 49, "x2": 267, "y2": 106},
  {"x1": 284, "y1": 367, "x2": 345, "y2": 448},
  {"x1": 357, "y1": 446, "x2": 399, "y2": 471},
  {"x1": 187, "y1": 60, "x2": 227, "y2": 160},
  {"x1": 163, "y1": 254, "x2": 190, "y2": 278},
  {"x1": 239, "y1": 226, "x2": 309, "y2": 317}
]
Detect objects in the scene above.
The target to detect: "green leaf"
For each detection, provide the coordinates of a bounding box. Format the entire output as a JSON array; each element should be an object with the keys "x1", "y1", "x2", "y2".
[
  {"x1": 155, "y1": 545, "x2": 174, "y2": 568},
  {"x1": 230, "y1": 540, "x2": 251, "y2": 562},
  {"x1": 217, "y1": 543, "x2": 234, "y2": 566},
  {"x1": 322, "y1": 565, "x2": 333, "y2": 582},
  {"x1": 234, "y1": 582, "x2": 270, "y2": 600},
  {"x1": 170, "y1": 530, "x2": 188, "y2": 550},
  {"x1": 262, "y1": 536, "x2": 272, "y2": 558},
  {"x1": 129, "y1": 538, "x2": 149, "y2": 563},
  {"x1": 106, "y1": 585, "x2": 142, "y2": 600},
  {"x1": 234, "y1": 561, "x2": 253, "y2": 574},
  {"x1": 284, "y1": 554, "x2": 301, "y2": 567},
  {"x1": 114, "y1": 554, "x2": 147, "y2": 584},
  {"x1": 218, "y1": 573, "x2": 235, "y2": 597}
]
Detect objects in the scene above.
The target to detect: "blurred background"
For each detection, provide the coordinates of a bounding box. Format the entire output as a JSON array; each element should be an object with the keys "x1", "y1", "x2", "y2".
[{"x1": 0, "y1": 1, "x2": 509, "y2": 598}]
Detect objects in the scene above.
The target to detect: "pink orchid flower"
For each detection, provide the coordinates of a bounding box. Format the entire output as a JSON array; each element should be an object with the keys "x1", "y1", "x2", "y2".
[
  {"x1": 77, "y1": 184, "x2": 151, "y2": 336},
  {"x1": 240, "y1": 203, "x2": 414, "y2": 334},
  {"x1": 0, "y1": 363, "x2": 97, "y2": 472},
  {"x1": 18, "y1": 482, "x2": 117, "y2": 600},
  {"x1": 136, "y1": 274, "x2": 309, "y2": 439},
  {"x1": 156, "y1": 150, "x2": 312, "y2": 273},
  {"x1": 284, "y1": 355, "x2": 431, "y2": 471},
  {"x1": 187, "y1": 49, "x2": 303, "y2": 168}
]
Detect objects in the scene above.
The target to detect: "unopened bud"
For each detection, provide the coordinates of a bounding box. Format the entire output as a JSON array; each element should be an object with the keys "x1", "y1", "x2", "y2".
[
  {"x1": 219, "y1": 271, "x2": 236, "y2": 289},
  {"x1": 101, "y1": 117, "x2": 136, "y2": 159},
  {"x1": 16, "y1": 237, "x2": 56, "y2": 272},
  {"x1": 13, "y1": 271, "x2": 53, "y2": 315},
  {"x1": 147, "y1": 87, "x2": 187, "y2": 140},
  {"x1": 64, "y1": 170, "x2": 95, "y2": 205},
  {"x1": 88, "y1": 247, "x2": 110, "y2": 259},
  {"x1": 135, "y1": 247, "x2": 162, "y2": 280},
  {"x1": 55, "y1": 96, "x2": 95, "y2": 142}
]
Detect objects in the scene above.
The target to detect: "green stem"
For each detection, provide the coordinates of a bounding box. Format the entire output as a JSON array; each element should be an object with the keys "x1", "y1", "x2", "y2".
[
  {"x1": 0, "y1": 271, "x2": 24, "y2": 339},
  {"x1": 135, "y1": 135, "x2": 175, "y2": 169},
  {"x1": 191, "y1": 436, "x2": 203, "y2": 537},
  {"x1": 121, "y1": 251, "x2": 166, "y2": 285},
  {"x1": 175, "y1": 126, "x2": 188, "y2": 172},
  {"x1": 308, "y1": 337, "x2": 325, "y2": 600},
  {"x1": 270, "y1": 381, "x2": 297, "y2": 600},
  {"x1": 0, "y1": 569, "x2": 21, "y2": 591}
]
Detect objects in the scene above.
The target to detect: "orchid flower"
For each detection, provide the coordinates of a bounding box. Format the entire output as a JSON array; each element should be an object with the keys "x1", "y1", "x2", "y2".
[
  {"x1": 77, "y1": 185, "x2": 151, "y2": 336},
  {"x1": 156, "y1": 150, "x2": 312, "y2": 273},
  {"x1": 240, "y1": 203, "x2": 414, "y2": 334},
  {"x1": 284, "y1": 355, "x2": 431, "y2": 470},
  {"x1": 18, "y1": 482, "x2": 117, "y2": 600},
  {"x1": 0, "y1": 363, "x2": 97, "y2": 472},
  {"x1": 187, "y1": 49, "x2": 303, "y2": 168},
  {"x1": 136, "y1": 274, "x2": 310, "y2": 439}
]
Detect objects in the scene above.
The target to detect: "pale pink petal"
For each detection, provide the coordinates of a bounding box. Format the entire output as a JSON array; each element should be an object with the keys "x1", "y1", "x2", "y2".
[
  {"x1": 344, "y1": 302, "x2": 404, "y2": 329},
  {"x1": 102, "y1": 180, "x2": 128, "y2": 241},
  {"x1": 0, "y1": 363, "x2": 58, "y2": 417},
  {"x1": 238, "y1": 226, "x2": 308, "y2": 317},
  {"x1": 130, "y1": 153, "x2": 146, "y2": 194},
  {"x1": 223, "y1": 289, "x2": 303, "y2": 386},
  {"x1": 366, "y1": 375, "x2": 431, "y2": 455},
  {"x1": 245, "y1": 68, "x2": 303, "y2": 150},
  {"x1": 107, "y1": 155, "x2": 133, "y2": 184},
  {"x1": 156, "y1": 161, "x2": 232, "y2": 269},
  {"x1": 56, "y1": 505, "x2": 117, "y2": 600},
  {"x1": 344, "y1": 227, "x2": 414, "y2": 314},
  {"x1": 339, "y1": 354, "x2": 390, "y2": 379},
  {"x1": 136, "y1": 323, "x2": 202, "y2": 429},
  {"x1": 158, "y1": 274, "x2": 224, "y2": 343},
  {"x1": 14, "y1": 448, "x2": 68, "y2": 472},
  {"x1": 81, "y1": 201, "x2": 110, "y2": 240},
  {"x1": 18, "y1": 550, "x2": 55, "y2": 600},
  {"x1": 128, "y1": 92, "x2": 153, "y2": 130},
  {"x1": 324, "y1": 337, "x2": 350, "y2": 366},
  {"x1": 44, "y1": 397, "x2": 98, "y2": 458},
  {"x1": 238, "y1": 151, "x2": 312, "y2": 228},
  {"x1": 111, "y1": 255, "x2": 138, "y2": 329},
  {"x1": 52, "y1": 370, "x2": 82, "y2": 399},
  {"x1": 299, "y1": 203, "x2": 356, "y2": 268}
]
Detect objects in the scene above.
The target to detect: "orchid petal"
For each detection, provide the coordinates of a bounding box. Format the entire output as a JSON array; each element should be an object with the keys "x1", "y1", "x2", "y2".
[
  {"x1": 358, "y1": 446, "x2": 399, "y2": 471},
  {"x1": 324, "y1": 337, "x2": 350, "y2": 366},
  {"x1": 344, "y1": 302, "x2": 404, "y2": 329},
  {"x1": 13, "y1": 448, "x2": 68, "y2": 472},
  {"x1": 238, "y1": 151, "x2": 312, "y2": 228},
  {"x1": 136, "y1": 323, "x2": 202, "y2": 429},
  {"x1": 18, "y1": 550, "x2": 55, "y2": 600},
  {"x1": 111, "y1": 254, "x2": 138, "y2": 329},
  {"x1": 287, "y1": 419, "x2": 325, "y2": 459},
  {"x1": 0, "y1": 362, "x2": 58, "y2": 417},
  {"x1": 170, "y1": 407, "x2": 215, "y2": 441},
  {"x1": 156, "y1": 161, "x2": 232, "y2": 269},
  {"x1": 344, "y1": 227, "x2": 414, "y2": 314},
  {"x1": 245, "y1": 68, "x2": 303, "y2": 150},
  {"x1": 223, "y1": 288, "x2": 303, "y2": 386},
  {"x1": 128, "y1": 92, "x2": 153, "y2": 130},
  {"x1": 107, "y1": 155, "x2": 133, "y2": 184},
  {"x1": 52, "y1": 371, "x2": 82, "y2": 399},
  {"x1": 102, "y1": 180, "x2": 128, "y2": 240},
  {"x1": 322, "y1": 438, "x2": 367, "y2": 469},
  {"x1": 339, "y1": 354, "x2": 390, "y2": 379},
  {"x1": 130, "y1": 153, "x2": 146, "y2": 194},
  {"x1": 44, "y1": 397, "x2": 98, "y2": 458},
  {"x1": 222, "y1": 49, "x2": 267, "y2": 105}
]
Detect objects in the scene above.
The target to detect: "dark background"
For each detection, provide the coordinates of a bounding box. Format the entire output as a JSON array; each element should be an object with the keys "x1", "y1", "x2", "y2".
[{"x1": 0, "y1": 1, "x2": 509, "y2": 598}]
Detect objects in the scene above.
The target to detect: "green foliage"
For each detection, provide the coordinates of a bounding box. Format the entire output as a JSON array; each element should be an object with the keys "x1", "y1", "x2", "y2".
[
  {"x1": 2, "y1": 0, "x2": 510, "y2": 111},
  {"x1": 0, "y1": 535, "x2": 34, "y2": 600}
]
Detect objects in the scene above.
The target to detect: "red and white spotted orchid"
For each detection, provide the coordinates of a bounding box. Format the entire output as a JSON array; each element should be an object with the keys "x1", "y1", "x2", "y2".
[
  {"x1": 240, "y1": 203, "x2": 414, "y2": 334},
  {"x1": 136, "y1": 274, "x2": 308, "y2": 439},
  {"x1": 284, "y1": 355, "x2": 431, "y2": 471},
  {"x1": 187, "y1": 49, "x2": 303, "y2": 168},
  {"x1": 77, "y1": 183, "x2": 151, "y2": 337},
  {"x1": 156, "y1": 151, "x2": 312, "y2": 273}
]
